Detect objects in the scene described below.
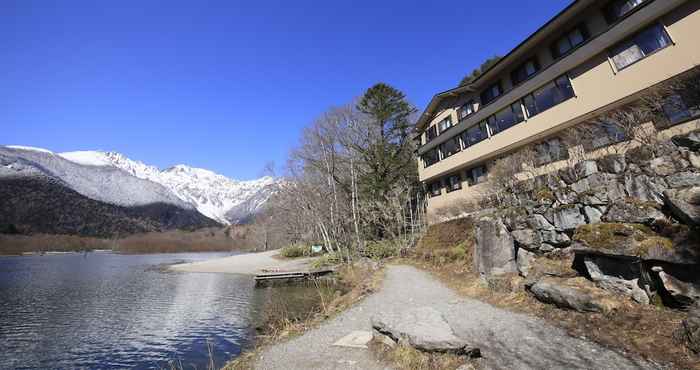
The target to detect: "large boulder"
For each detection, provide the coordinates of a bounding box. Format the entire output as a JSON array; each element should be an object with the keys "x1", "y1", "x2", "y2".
[
  {"x1": 575, "y1": 160, "x2": 598, "y2": 178},
  {"x1": 517, "y1": 248, "x2": 535, "y2": 277},
  {"x1": 667, "y1": 172, "x2": 700, "y2": 188},
  {"x1": 540, "y1": 230, "x2": 571, "y2": 247},
  {"x1": 474, "y1": 217, "x2": 517, "y2": 277},
  {"x1": 529, "y1": 276, "x2": 621, "y2": 313},
  {"x1": 649, "y1": 156, "x2": 682, "y2": 177},
  {"x1": 602, "y1": 199, "x2": 666, "y2": 225},
  {"x1": 511, "y1": 228, "x2": 541, "y2": 250},
  {"x1": 623, "y1": 174, "x2": 667, "y2": 205},
  {"x1": 546, "y1": 206, "x2": 586, "y2": 232},
  {"x1": 527, "y1": 214, "x2": 555, "y2": 231},
  {"x1": 371, "y1": 307, "x2": 480, "y2": 356},
  {"x1": 597, "y1": 154, "x2": 626, "y2": 174},
  {"x1": 583, "y1": 255, "x2": 649, "y2": 304},
  {"x1": 583, "y1": 206, "x2": 603, "y2": 224},
  {"x1": 664, "y1": 187, "x2": 700, "y2": 226}
]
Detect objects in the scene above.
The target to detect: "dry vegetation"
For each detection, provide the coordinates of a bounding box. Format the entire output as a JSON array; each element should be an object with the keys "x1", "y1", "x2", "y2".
[
  {"x1": 368, "y1": 340, "x2": 475, "y2": 370},
  {"x1": 403, "y1": 218, "x2": 700, "y2": 369},
  {"x1": 223, "y1": 262, "x2": 385, "y2": 370},
  {"x1": 0, "y1": 225, "x2": 256, "y2": 255}
]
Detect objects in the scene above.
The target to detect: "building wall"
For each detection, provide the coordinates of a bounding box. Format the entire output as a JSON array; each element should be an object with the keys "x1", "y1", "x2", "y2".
[{"x1": 417, "y1": 1, "x2": 700, "y2": 219}]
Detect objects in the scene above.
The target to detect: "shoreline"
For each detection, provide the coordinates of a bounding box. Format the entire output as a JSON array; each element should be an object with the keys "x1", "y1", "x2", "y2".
[{"x1": 170, "y1": 249, "x2": 318, "y2": 275}]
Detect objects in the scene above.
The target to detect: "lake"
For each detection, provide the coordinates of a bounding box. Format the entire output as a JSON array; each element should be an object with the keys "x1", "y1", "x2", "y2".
[{"x1": 0, "y1": 252, "x2": 319, "y2": 369}]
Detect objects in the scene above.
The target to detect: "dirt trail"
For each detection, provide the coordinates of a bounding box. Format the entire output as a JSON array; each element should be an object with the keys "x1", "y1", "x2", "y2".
[{"x1": 253, "y1": 265, "x2": 659, "y2": 370}]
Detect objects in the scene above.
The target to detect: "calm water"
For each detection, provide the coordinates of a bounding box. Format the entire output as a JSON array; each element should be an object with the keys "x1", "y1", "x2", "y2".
[{"x1": 0, "y1": 252, "x2": 288, "y2": 370}]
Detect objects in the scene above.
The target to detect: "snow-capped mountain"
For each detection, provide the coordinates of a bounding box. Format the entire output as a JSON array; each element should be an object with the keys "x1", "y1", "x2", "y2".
[{"x1": 58, "y1": 150, "x2": 276, "y2": 224}]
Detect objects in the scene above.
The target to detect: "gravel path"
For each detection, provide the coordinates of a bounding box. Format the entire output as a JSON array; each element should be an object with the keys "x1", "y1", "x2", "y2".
[
  {"x1": 170, "y1": 250, "x2": 316, "y2": 275},
  {"x1": 254, "y1": 265, "x2": 659, "y2": 370}
]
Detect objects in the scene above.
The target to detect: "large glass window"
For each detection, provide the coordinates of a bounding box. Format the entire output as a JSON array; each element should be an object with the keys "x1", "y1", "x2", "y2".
[
  {"x1": 551, "y1": 24, "x2": 589, "y2": 59},
  {"x1": 458, "y1": 101, "x2": 476, "y2": 120},
  {"x1": 446, "y1": 173, "x2": 462, "y2": 193},
  {"x1": 523, "y1": 75, "x2": 575, "y2": 117},
  {"x1": 511, "y1": 59, "x2": 540, "y2": 85},
  {"x1": 604, "y1": 0, "x2": 647, "y2": 24},
  {"x1": 422, "y1": 148, "x2": 439, "y2": 167},
  {"x1": 610, "y1": 23, "x2": 671, "y2": 71},
  {"x1": 466, "y1": 165, "x2": 488, "y2": 186},
  {"x1": 488, "y1": 102, "x2": 525, "y2": 135},
  {"x1": 480, "y1": 82, "x2": 502, "y2": 105},
  {"x1": 440, "y1": 136, "x2": 461, "y2": 159},
  {"x1": 534, "y1": 138, "x2": 569, "y2": 166},
  {"x1": 461, "y1": 122, "x2": 489, "y2": 148},
  {"x1": 425, "y1": 125, "x2": 437, "y2": 142},
  {"x1": 428, "y1": 181, "x2": 442, "y2": 197},
  {"x1": 437, "y1": 116, "x2": 453, "y2": 133}
]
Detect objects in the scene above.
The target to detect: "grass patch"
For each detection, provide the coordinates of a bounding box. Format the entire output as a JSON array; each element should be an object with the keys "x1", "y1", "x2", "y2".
[
  {"x1": 310, "y1": 253, "x2": 342, "y2": 269},
  {"x1": 368, "y1": 340, "x2": 473, "y2": 370},
  {"x1": 364, "y1": 239, "x2": 402, "y2": 260},
  {"x1": 279, "y1": 243, "x2": 313, "y2": 258}
]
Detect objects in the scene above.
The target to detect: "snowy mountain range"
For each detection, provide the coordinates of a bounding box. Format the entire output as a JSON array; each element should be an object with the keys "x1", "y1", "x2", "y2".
[{"x1": 2, "y1": 146, "x2": 277, "y2": 225}]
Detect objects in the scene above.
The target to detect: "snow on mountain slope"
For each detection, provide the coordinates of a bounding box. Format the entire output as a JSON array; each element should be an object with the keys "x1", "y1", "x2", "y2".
[{"x1": 58, "y1": 150, "x2": 276, "y2": 224}]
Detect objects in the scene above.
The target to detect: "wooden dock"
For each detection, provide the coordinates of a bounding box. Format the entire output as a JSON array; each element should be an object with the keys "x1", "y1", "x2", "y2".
[{"x1": 254, "y1": 269, "x2": 335, "y2": 287}]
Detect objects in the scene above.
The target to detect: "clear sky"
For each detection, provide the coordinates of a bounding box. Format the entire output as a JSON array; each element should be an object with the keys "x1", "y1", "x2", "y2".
[{"x1": 2, "y1": 0, "x2": 571, "y2": 180}]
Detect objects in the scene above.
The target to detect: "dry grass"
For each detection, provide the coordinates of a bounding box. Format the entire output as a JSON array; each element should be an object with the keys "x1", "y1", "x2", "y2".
[
  {"x1": 223, "y1": 261, "x2": 385, "y2": 370},
  {"x1": 0, "y1": 234, "x2": 115, "y2": 255},
  {"x1": 368, "y1": 339, "x2": 475, "y2": 370}
]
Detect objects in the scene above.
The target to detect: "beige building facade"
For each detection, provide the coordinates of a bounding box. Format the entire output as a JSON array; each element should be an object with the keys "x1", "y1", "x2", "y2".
[{"x1": 415, "y1": 0, "x2": 700, "y2": 221}]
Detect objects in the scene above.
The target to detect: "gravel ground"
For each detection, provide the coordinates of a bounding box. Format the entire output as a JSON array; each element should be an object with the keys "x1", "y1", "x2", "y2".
[
  {"x1": 170, "y1": 250, "x2": 316, "y2": 275},
  {"x1": 254, "y1": 265, "x2": 660, "y2": 370}
]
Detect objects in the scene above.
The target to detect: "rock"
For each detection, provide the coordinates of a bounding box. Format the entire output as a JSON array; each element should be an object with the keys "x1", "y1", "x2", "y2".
[
  {"x1": 583, "y1": 206, "x2": 603, "y2": 224},
  {"x1": 527, "y1": 214, "x2": 555, "y2": 231},
  {"x1": 372, "y1": 329, "x2": 397, "y2": 349},
  {"x1": 602, "y1": 200, "x2": 665, "y2": 225},
  {"x1": 539, "y1": 243, "x2": 556, "y2": 253},
  {"x1": 579, "y1": 193, "x2": 607, "y2": 206},
  {"x1": 597, "y1": 154, "x2": 626, "y2": 174},
  {"x1": 517, "y1": 248, "x2": 535, "y2": 277},
  {"x1": 623, "y1": 174, "x2": 667, "y2": 205},
  {"x1": 583, "y1": 255, "x2": 649, "y2": 304},
  {"x1": 554, "y1": 187, "x2": 577, "y2": 205},
  {"x1": 529, "y1": 276, "x2": 621, "y2": 313},
  {"x1": 540, "y1": 230, "x2": 571, "y2": 247},
  {"x1": 664, "y1": 187, "x2": 700, "y2": 226},
  {"x1": 575, "y1": 160, "x2": 598, "y2": 178},
  {"x1": 649, "y1": 156, "x2": 680, "y2": 176},
  {"x1": 657, "y1": 268, "x2": 700, "y2": 307},
  {"x1": 511, "y1": 229, "x2": 541, "y2": 250},
  {"x1": 667, "y1": 172, "x2": 700, "y2": 188},
  {"x1": 672, "y1": 131, "x2": 700, "y2": 151},
  {"x1": 570, "y1": 178, "x2": 591, "y2": 194},
  {"x1": 371, "y1": 307, "x2": 480, "y2": 356},
  {"x1": 474, "y1": 217, "x2": 517, "y2": 277},
  {"x1": 587, "y1": 173, "x2": 626, "y2": 201},
  {"x1": 547, "y1": 206, "x2": 586, "y2": 232},
  {"x1": 558, "y1": 167, "x2": 578, "y2": 185},
  {"x1": 679, "y1": 304, "x2": 700, "y2": 354},
  {"x1": 687, "y1": 152, "x2": 700, "y2": 169}
]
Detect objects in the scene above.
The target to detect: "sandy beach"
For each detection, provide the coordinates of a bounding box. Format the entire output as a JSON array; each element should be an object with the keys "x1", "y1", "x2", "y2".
[{"x1": 170, "y1": 250, "x2": 317, "y2": 275}]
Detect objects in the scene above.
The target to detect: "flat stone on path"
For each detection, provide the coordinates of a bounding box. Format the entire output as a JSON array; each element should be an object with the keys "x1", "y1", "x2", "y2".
[
  {"x1": 332, "y1": 331, "x2": 373, "y2": 349},
  {"x1": 253, "y1": 265, "x2": 659, "y2": 370}
]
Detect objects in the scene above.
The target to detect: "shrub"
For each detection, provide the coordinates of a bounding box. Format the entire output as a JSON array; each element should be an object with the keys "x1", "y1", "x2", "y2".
[
  {"x1": 311, "y1": 253, "x2": 342, "y2": 269},
  {"x1": 280, "y1": 243, "x2": 311, "y2": 258},
  {"x1": 364, "y1": 239, "x2": 401, "y2": 260}
]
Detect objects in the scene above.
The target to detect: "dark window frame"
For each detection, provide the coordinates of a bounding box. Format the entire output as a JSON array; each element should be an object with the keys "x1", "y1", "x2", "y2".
[
  {"x1": 439, "y1": 135, "x2": 462, "y2": 159},
  {"x1": 488, "y1": 102, "x2": 526, "y2": 136},
  {"x1": 582, "y1": 122, "x2": 629, "y2": 152},
  {"x1": 428, "y1": 180, "x2": 442, "y2": 198},
  {"x1": 425, "y1": 125, "x2": 438, "y2": 142},
  {"x1": 534, "y1": 137, "x2": 569, "y2": 167},
  {"x1": 511, "y1": 58, "x2": 541, "y2": 86},
  {"x1": 480, "y1": 82, "x2": 503, "y2": 106},
  {"x1": 458, "y1": 100, "x2": 477, "y2": 121},
  {"x1": 550, "y1": 23, "x2": 590, "y2": 60},
  {"x1": 608, "y1": 22, "x2": 672, "y2": 72},
  {"x1": 466, "y1": 165, "x2": 488, "y2": 186},
  {"x1": 658, "y1": 94, "x2": 700, "y2": 128},
  {"x1": 445, "y1": 173, "x2": 463, "y2": 193},
  {"x1": 437, "y1": 116, "x2": 453, "y2": 134},
  {"x1": 604, "y1": 0, "x2": 650, "y2": 25},
  {"x1": 522, "y1": 74, "x2": 576, "y2": 118},
  {"x1": 422, "y1": 148, "x2": 440, "y2": 168},
  {"x1": 460, "y1": 122, "x2": 489, "y2": 149}
]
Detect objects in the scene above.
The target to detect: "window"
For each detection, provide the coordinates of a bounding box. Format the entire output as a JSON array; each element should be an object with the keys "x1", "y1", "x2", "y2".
[
  {"x1": 550, "y1": 24, "x2": 589, "y2": 59},
  {"x1": 523, "y1": 75, "x2": 575, "y2": 117},
  {"x1": 534, "y1": 138, "x2": 569, "y2": 166},
  {"x1": 466, "y1": 165, "x2": 487, "y2": 186},
  {"x1": 584, "y1": 122, "x2": 628, "y2": 151},
  {"x1": 446, "y1": 173, "x2": 462, "y2": 193},
  {"x1": 422, "y1": 148, "x2": 439, "y2": 167},
  {"x1": 661, "y1": 95, "x2": 700, "y2": 127},
  {"x1": 425, "y1": 125, "x2": 438, "y2": 142},
  {"x1": 610, "y1": 23, "x2": 671, "y2": 71},
  {"x1": 458, "y1": 101, "x2": 476, "y2": 120},
  {"x1": 480, "y1": 82, "x2": 502, "y2": 105},
  {"x1": 604, "y1": 0, "x2": 647, "y2": 24},
  {"x1": 440, "y1": 136, "x2": 461, "y2": 158},
  {"x1": 487, "y1": 102, "x2": 525, "y2": 135},
  {"x1": 437, "y1": 116, "x2": 453, "y2": 133},
  {"x1": 460, "y1": 122, "x2": 489, "y2": 148},
  {"x1": 511, "y1": 59, "x2": 540, "y2": 85},
  {"x1": 428, "y1": 181, "x2": 442, "y2": 197}
]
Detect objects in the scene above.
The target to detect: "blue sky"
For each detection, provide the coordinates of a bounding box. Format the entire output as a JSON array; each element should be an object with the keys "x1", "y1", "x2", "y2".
[{"x1": 2, "y1": 0, "x2": 571, "y2": 180}]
